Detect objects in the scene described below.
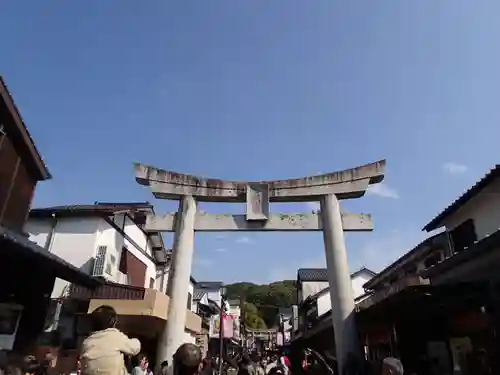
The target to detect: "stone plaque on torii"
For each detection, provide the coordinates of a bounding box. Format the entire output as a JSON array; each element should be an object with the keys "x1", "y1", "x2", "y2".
[{"x1": 134, "y1": 160, "x2": 386, "y2": 372}]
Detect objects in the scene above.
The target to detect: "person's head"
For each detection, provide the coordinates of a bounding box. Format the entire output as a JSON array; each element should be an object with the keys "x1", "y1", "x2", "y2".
[
  {"x1": 381, "y1": 357, "x2": 403, "y2": 375},
  {"x1": 160, "y1": 360, "x2": 169, "y2": 370},
  {"x1": 21, "y1": 356, "x2": 40, "y2": 375},
  {"x1": 90, "y1": 305, "x2": 117, "y2": 331},
  {"x1": 173, "y1": 343, "x2": 202, "y2": 375},
  {"x1": 44, "y1": 353, "x2": 57, "y2": 369},
  {"x1": 135, "y1": 354, "x2": 148, "y2": 370}
]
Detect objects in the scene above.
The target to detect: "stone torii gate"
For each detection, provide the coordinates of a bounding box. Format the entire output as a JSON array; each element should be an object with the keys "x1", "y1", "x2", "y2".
[{"x1": 134, "y1": 160, "x2": 385, "y2": 371}]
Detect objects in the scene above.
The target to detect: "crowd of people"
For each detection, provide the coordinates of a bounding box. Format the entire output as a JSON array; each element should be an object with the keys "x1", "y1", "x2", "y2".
[{"x1": 0, "y1": 305, "x2": 407, "y2": 375}]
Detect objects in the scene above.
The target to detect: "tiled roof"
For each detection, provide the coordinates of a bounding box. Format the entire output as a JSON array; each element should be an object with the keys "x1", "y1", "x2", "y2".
[
  {"x1": 297, "y1": 268, "x2": 329, "y2": 282},
  {"x1": 193, "y1": 290, "x2": 206, "y2": 301},
  {"x1": 196, "y1": 281, "x2": 224, "y2": 289},
  {"x1": 297, "y1": 268, "x2": 376, "y2": 282},
  {"x1": 424, "y1": 165, "x2": 500, "y2": 232},
  {"x1": 29, "y1": 202, "x2": 154, "y2": 218}
]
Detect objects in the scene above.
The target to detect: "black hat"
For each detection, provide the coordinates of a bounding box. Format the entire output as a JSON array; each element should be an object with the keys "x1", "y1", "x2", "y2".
[{"x1": 174, "y1": 343, "x2": 202, "y2": 368}]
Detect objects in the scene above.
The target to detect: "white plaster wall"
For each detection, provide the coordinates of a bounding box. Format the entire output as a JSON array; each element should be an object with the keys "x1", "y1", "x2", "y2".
[
  {"x1": 304, "y1": 272, "x2": 376, "y2": 316},
  {"x1": 351, "y1": 273, "x2": 372, "y2": 298},
  {"x1": 301, "y1": 281, "x2": 329, "y2": 302},
  {"x1": 26, "y1": 214, "x2": 160, "y2": 295},
  {"x1": 206, "y1": 290, "x2": 222, "y2": 308},
  {"x1": 442, "y1": 178, "x2": 500, "y2": 240},
  {"x1": 317, "y1": 292, "x2": 332, "y2": 316},
  {"x1": 25, "y1": 219, "x2": 52, "y2": 248},
  {"x1": 25, "y1": 217, "x2": 101, "y2": 298}
]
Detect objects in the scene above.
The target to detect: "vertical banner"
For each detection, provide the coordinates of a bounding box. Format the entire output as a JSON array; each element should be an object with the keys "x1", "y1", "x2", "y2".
[
  {"x1": 209, "y1": 313, "x2": 236, "y2": 339},
  {"x1": 209, "y1": 315, "x2": 220, "y2": 338},
  {"x1": 222, "y1": 313, "x2": 234, "y2": 338}
]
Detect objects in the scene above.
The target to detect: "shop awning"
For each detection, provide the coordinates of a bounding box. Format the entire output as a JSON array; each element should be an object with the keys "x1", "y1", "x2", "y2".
[{"x1": 0, "y1": 225, "x2": 100, "y2": 289}]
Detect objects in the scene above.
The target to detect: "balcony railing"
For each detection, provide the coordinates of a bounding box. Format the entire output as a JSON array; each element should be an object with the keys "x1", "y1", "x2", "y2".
[{"x1": 69, "y1": 281, "x2": 146, "y2": 300}]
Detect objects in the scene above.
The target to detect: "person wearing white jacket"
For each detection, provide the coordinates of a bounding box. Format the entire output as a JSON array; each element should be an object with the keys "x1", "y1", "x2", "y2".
[{"x1": 80, "y1": 305, "x2": 141, "y2": 375}]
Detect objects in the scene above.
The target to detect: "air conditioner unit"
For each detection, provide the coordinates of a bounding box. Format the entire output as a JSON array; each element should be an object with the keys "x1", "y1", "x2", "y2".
[{"x1": 92, "y1": 245, "x2": 117, "y2": 279}]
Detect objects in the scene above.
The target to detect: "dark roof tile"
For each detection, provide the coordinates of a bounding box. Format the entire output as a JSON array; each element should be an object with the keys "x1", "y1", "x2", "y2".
[
  {"x1": 193, "y1": 290, "x2": 206, "y2": 301},
  {"x1": 297, "y1": 268, "x2": 329, "y2": 282},
  {"x1": 297, "y1": 268, "x2": 376, "y2": 282},
  {"x1": 196, "y1": 281, "x2": 224, "y2": 289}
]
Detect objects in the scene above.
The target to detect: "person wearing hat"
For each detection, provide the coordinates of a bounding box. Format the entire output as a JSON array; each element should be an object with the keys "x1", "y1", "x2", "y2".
[{"x1": 162, "y1": 344, "x2": 202, "y2": 375}]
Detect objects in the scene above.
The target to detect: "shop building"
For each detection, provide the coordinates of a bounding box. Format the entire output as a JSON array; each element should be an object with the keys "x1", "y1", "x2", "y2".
[{"x1": 0, "y1": 76, "x2": 98, "y2": 354}]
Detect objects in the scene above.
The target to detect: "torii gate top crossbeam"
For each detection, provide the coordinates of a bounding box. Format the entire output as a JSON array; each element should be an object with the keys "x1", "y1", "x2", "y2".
[{"x1": 134, "y1": 159, "x2": 385, "y2": 202}]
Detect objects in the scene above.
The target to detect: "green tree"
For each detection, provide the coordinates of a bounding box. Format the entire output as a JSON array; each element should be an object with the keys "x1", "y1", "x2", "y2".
[
  {"x1": 243, "y1": 302, "x2": 267, "y2": 329},
  {"x1": 225, "y1": 280, "x2": 297, "y2": 328}
]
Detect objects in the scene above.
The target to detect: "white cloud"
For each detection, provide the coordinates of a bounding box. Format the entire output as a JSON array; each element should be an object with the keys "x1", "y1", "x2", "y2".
[
  {"x1": 236, "y1": 236, "x2": 252, "y2": 244},
  {"x1": 367, "y1": 183, "x2": 399, "y2": 199},
  {"x1": 442, "y1": 162, "x2": 468, "y2": 175},
  {"x1": 214, "y1": 248, "x2": 227, "y2": 253}
]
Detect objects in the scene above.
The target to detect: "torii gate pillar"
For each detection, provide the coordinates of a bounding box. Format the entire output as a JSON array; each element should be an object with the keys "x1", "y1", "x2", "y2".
[
  {"x1": 321, "y1": 194, "x2": 357, "y2": 364},
  {"x1": 134, "y1": 160, "x2": 386, "y2": 373},
  {"x1": 157, "y1": 195, "x2": 197, "y2": 364}
]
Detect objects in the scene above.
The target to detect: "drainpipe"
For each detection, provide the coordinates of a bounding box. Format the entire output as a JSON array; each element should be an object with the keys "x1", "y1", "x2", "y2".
[{"x1": 44, "y1": 213, "x2": 57, "y2": 251}]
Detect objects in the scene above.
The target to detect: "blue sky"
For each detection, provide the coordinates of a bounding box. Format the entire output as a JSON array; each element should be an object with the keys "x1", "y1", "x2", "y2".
[{"x1": 3, "y1": 1, "x2": 500, "y2": 284}]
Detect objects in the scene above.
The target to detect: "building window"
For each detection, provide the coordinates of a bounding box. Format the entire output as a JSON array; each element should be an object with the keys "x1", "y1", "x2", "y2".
[
  {"x1": 449, "y1": 219, "x2": 477, "y2": 254},
  {"x1": 187, "y1": 292, "x2": 192, "y2": 310}
]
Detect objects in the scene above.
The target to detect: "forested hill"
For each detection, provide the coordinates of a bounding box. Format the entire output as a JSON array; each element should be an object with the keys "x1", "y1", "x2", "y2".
[{"x1": 225, "y1": 280, "x2": 296, "y2": 329}]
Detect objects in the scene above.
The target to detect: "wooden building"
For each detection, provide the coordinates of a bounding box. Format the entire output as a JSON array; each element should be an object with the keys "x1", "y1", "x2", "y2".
[{"x1": 0, "y1": 76, "x2": 98, "y2": 353}]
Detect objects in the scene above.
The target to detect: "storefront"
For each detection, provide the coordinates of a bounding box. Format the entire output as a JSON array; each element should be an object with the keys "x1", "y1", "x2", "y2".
[
  {"x1": 0, "y1": 225, "x2": 99, "y2": 354},
  {"x1": 357, "y1": 281, "x2": 492, "y2": 374}
]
